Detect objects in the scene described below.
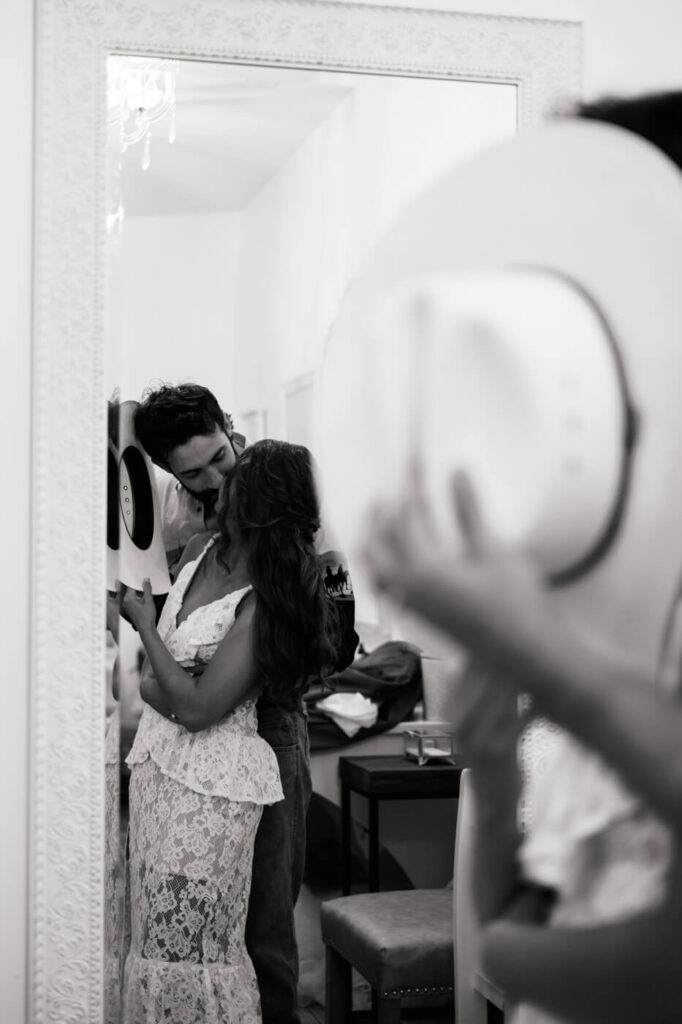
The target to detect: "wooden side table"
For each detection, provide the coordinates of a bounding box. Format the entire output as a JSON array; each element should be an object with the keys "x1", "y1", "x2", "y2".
[{"x1": 339, "y1": 754, "x2": 465, "y2": 894}]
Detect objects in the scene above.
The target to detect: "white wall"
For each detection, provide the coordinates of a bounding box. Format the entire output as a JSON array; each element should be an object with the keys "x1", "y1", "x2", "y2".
[
  {"x1": 3, "y1": 0, "x2": 682, "y2": 1018},
  {"x1": 106, "y1": 212, "x2": 241, "y2": 407},
  {"x1": 234, "y1": 74, "x2": 515, "y2": 632},
  {"x1": 235, "y1": 75, "x2": 515, "y2": 444},
  {"x1": 0, "y1": 1, "x2": 32, "y2": 1020}
]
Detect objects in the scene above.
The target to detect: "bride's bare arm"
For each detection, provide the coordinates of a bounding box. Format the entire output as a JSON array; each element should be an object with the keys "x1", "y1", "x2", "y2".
[
  {"x1": 137, "y1": 661, "x2": 174, "y2": 719},
  {"x1": 447, "y1": 663, "x2": 525, "y2": 923},
  {"x1": 124, "y1": 581, "x2": 260, "y2": 731}
]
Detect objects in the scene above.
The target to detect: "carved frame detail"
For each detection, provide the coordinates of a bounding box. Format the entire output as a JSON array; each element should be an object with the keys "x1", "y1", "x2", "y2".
[{"x1": 31, "y1": 1, "x2": 581, "y2": 1020}]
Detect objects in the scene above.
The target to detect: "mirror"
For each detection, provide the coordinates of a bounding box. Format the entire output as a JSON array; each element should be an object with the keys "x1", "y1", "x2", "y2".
[
  {"x1": 104, "y1": 65, "x2": 518, "y2": 1019},
  {"x1": 31, "y1": 3, "x2": 581, "y2": 1019}
]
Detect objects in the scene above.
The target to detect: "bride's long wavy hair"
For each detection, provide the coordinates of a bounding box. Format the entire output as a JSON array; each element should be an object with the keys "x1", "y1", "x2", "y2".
[{"x1": 216, "y1": 439, "x2": 340, "y2": 709}]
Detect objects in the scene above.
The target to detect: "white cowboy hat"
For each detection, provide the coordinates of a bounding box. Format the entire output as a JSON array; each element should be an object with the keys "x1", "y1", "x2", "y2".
[
  {"x1": 317, "y1": 118, "x2": 682, "y2": 671},
  {"x1": 107, "y1": 399, "x2": 171, "y2": 595}
]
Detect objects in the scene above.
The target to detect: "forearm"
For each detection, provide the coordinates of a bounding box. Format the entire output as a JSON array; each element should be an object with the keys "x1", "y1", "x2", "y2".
[
  {"x1": 469, "y1": 762, "x2": 523, "y2": 923},
  {"x1": 137, "y1": 623, "x2": 202, "y2": 727},
  {"x1": 136, "y1": 618, "x2": 258, "y2": 733},
  {"x1": 139, "y1": 669, "x2": 176, "y2": 719},
  {"x1": 481, "y1": 897, "x2": 682, "y2": 1024}
]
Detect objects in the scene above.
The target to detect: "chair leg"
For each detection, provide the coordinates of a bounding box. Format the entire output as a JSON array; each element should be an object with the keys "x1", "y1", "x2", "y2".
[
  {"x1": 487, "y1": 1002, "x2": 505, "y2": 1024},
  {"x1": 375, "y1": 992, "x2": 402, "y2": 1024},
  {"x1": 325, "y1": 943, "x2": 352, "y2": 1024}
]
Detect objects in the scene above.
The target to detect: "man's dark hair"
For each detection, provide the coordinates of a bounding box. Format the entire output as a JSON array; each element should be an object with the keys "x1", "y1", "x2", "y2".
[
  {"x1": 134, "y1": 383, "x2": 226, "y2": 465},
  {"x1": 575, "y1": 91, "x2": 682, "y2": 173}
]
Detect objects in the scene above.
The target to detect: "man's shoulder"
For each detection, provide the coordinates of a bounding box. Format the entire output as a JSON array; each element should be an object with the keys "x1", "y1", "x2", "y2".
[
  {"x1": 153, "y1": 466, "x2": 178, "y2": 500},
  {"x1": 153, "y1": 467, "x2": 204, "y2": 567},
  {"x1": 154, "y1": 468, "x2": 195, "y2": 516}
]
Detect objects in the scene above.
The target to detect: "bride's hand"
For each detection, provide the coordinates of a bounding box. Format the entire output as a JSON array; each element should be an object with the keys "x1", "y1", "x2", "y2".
[{"x1": 121, "y1": 578, "x2": 157, "y2": 634}]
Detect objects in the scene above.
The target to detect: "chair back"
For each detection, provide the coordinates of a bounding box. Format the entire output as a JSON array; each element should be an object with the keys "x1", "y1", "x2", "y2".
[{"x1": 453, "y1": 768, "x2": 488, "y2": 1024}]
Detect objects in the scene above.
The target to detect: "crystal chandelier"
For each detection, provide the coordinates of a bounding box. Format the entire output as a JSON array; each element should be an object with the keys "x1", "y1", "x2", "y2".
[
  {"x1": 108, "y1": 55, "x2": 177, "y2": 168},
  {"x1": 107, "y1": 56, "x2": 178, "y2": 234}
]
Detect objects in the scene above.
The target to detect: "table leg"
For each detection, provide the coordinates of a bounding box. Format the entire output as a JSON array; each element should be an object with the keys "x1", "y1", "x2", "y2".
[
  {"x1": 369, "y1": 796, "x2": 379, "y2": 891},
  {"x1": 341, "y1": 782, "x2": 351, "y2": 895}
]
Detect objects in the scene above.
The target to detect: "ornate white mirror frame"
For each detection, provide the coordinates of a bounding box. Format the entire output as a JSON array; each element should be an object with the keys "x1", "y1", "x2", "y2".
[{"x1": 31, "y1": 1, "x2": 580, "y2": 1019}]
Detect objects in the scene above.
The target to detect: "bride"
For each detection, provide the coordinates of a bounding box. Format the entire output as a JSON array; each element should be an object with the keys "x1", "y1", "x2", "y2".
[{"x1": 120, "y1": 440, "x2": 338, "y2": 1023}]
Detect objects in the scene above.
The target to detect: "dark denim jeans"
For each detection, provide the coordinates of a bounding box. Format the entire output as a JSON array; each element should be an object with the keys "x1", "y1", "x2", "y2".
[{"x1": 246, "y1": 699, "x2": 312, "y2": 1024}]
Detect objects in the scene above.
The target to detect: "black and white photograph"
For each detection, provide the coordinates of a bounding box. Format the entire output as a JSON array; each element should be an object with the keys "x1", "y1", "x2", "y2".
[{"x1": 2, "y1": 2, "x2": 682, "y2": 1023}]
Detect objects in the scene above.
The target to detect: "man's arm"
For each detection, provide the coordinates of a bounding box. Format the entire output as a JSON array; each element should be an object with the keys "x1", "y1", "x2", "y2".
[
  {"x1": 450, "y1": 664, "x2": 527, "y2": 924},
  {"x1": 480, "y1": 861, "x2": 682, "y2": 1024}
]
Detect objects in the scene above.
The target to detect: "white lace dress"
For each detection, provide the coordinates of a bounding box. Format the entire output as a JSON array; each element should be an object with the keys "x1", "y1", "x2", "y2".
[
  {"x1": 510, "y1": 723, "x2": 672, "y2": 1024},
  {"x1": 122, "y1": 543, "x2": 283, "y2": 1024}
]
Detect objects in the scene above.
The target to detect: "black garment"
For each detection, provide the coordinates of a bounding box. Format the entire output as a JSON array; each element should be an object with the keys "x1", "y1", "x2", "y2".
[
  {"x1": 306, "y1": 641, "x2": 423, "y2": 750},
  {"x1": 245, "y1": 560, "x2": 358, "y2": 1022}
]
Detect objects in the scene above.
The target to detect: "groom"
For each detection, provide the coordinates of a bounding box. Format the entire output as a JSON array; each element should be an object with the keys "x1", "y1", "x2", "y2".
[{"x1": 134, "y1": 382, "x2": 358, "y2": 1023}]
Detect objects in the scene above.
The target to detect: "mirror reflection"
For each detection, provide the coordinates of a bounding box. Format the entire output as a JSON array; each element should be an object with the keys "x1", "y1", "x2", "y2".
[{"x1": 104, "y1": 57, "x2": 516, "y2": 1023}]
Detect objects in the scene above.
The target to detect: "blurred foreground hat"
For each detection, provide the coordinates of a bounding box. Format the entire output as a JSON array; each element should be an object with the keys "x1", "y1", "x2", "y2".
[{"x1": 318, "y1": 119, "x2": 682, "y2": 668}]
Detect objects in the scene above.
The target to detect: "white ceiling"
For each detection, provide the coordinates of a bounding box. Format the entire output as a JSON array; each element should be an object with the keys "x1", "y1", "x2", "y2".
[{"x1": 110, "y1": 60, "x2": 355, "y2": 217}]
